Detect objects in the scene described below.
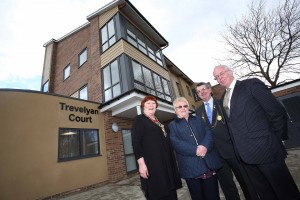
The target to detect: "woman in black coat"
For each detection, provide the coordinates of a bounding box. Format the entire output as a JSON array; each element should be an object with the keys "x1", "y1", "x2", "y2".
[{"x1": 131, "y1": 96, "x2": 182, "y2": 200}]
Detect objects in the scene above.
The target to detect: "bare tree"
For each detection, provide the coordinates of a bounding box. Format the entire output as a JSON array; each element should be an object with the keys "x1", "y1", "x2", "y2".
[{"x1": 222, "y1": 0, "x2": 300, "y2": 86}]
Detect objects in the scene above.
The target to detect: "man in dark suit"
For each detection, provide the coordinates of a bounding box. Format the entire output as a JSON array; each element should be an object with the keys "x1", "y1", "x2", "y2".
[
  {"x1": 213, "y1": 65, "x2": 300, "y2": 200},
  {"x1": 195, "y1": 82, "x2": 258, "y2": 200}
]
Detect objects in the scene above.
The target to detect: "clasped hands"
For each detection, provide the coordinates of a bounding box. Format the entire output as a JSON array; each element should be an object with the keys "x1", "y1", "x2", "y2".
[{"x1": 196, "y1": 145, "x2": 207, "y2": 158}]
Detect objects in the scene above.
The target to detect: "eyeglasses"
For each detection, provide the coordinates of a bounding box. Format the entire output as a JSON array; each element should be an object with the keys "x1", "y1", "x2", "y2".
[
  {"x1": 176, "y1": 105, "x2": 188, "y2": 109},
  {"x1": 214, "y1": 70, "x2": 230, "y2": 80},
  {"x1": 196, "y1": 88, "x2": 207, "y2": 94}
]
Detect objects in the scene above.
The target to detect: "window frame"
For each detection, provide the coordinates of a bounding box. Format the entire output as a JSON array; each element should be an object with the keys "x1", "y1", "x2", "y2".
[
  {"x1": 102, "y1": 59, "x2": 121, "y2": 102},
  {"x1": 122, "y1": 129, "x2": 137, "y2": 173},
  {"x1": 100, "y1": 18, "x2": 116, "y2": 52},
  {"x1": 79, "y1": 48, "x2": 87, "y2": 67},
  {"x1": 79, "y1": 85, "x2": 88, "y2": 100},
  {"x1": 42, "y1": 81, "x2": 49, "y2": 93},
  {"x1": 58, "y1": 128, "x2": 100, "y2": 162},
  {"x1": 126, "y1": 21, "x2": 164, "y2": 67},
  {"x1": 176, "y1": 82, "x2": 183, "y2": 96},
  {"x1": 64, "y1": 64, "x2": 71, "y2": 80},
  {"x1": 131, "y1": 60, "x2": 172, "y2": 101}
]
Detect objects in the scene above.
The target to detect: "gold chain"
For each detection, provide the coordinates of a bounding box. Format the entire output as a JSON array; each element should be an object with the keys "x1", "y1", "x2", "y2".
[{"x1": 144, "y1": 114, "x2": 167, "y2": 137}]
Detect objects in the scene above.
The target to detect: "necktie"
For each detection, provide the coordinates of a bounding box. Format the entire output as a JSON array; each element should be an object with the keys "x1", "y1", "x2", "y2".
[
  {"x1": 223, "y1": 88, "x2": 231, "y2": 117},
  {"x1": 205, "y1": 102, "x2": 212, "y2": 124}
]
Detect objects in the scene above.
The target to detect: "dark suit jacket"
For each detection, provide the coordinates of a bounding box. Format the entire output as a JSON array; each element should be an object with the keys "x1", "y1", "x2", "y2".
[
  {"x1": 196, "y1": 99, "x2": 236, "y2": 159},
  {"x1": 223, "y1": 78, "x2": 287, "y2": 164}
]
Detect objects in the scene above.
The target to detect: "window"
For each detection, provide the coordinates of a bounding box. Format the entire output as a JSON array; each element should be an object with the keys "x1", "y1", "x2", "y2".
[
  {"x1": 161, "y1": 78, "x2": 172, "y2": 101},
  {"x1": 176, "y1": 82, "x2": 182, "y2": 96},
  {"x1": 193, "y1": 88, "x2": 201, "y2": 102},
  {"x1": 103, "y1": 60, "x2": 121, "y2": 101},
  {"x1": 79, "y1": 48, "x2": 87, "y2": 67},
  {"x1": 71, "y1": 91, "x2": 79, "y2": 99},
  {"x1": 71, "y1": 85, "x2": 88, "y2": 100},
  {"x1": 122, "y1": 129, "x2": 137, "y2": 173},
  {"x1": 126, "y1": 21, "x2": 164, "y2": 67},
  {"x1": 186, "y1": 85, "x2": 192, "y2": 96},
  {"x1": 79, "y1": 85, "x2": 88, "y2": 100},
  {"x1": 132, "y1": 60, "x2": 172, "y2": 101},
  {"x1": 282, "y1": 96, "x2": 300, "y2": 122},
  {"x1": 58, "y1": 128, "x2": 100, "y2": 162},
  {"x1": 42, "y1": 81, "x2": 49, "y2": 92},
  {"x1": 64, "y1": 65, "x2": 70, "y2": 80},
  {"x1": 101, "y1": 19, "x2": 116, "y2": 52}
]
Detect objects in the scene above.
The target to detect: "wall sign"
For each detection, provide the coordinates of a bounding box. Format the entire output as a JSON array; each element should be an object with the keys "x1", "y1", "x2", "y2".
[{"x1": 59, "y1": 102, "x2": 99, "y2": 123}]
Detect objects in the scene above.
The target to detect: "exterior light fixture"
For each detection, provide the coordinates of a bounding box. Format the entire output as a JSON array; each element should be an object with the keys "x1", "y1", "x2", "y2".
[{"x1": 112, "y1": 122, "x2": 119, "y2": 133}]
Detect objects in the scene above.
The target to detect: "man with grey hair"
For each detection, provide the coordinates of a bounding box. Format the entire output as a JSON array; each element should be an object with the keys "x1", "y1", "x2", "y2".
[
  {"x1": 213, "y1": 65, "x2": 300, "y2": 199},
  {"x1": 195, "y1": 82, "x2": 258, "y2": 200}
]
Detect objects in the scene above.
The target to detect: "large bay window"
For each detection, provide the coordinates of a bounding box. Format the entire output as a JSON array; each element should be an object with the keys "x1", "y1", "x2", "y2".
[
  {"x1": 126, "y1": 21, "x2": 164, "y2": 67},
  {"x1": 132, "y1": 60, "x2": 171, "y2": 101}
]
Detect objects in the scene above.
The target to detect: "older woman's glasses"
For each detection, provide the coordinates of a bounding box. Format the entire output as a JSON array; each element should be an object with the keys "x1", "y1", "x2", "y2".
[
  {"x1": 214, "y1": 70, "x2": 230, "y2": 80},
  {"x1": 176, "y1": 105, "x2": 188, "y2": 109}
]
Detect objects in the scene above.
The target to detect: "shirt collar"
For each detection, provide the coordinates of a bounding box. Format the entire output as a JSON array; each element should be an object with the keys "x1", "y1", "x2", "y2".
[{"x1": 228, "y1": 78, "x2": 237, "y2": 90}]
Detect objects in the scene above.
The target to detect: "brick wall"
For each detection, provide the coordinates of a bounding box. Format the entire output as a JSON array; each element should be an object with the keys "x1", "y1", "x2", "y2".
[
  {"x1": 52, "y1": 25, "x2": 93, "y2": 97},
  {"x1": 89, "y1": 17, "x2": 102, "y2": 103},
  {"x1": 103, "y1": 111, "x2": 136, "y2": 183}
]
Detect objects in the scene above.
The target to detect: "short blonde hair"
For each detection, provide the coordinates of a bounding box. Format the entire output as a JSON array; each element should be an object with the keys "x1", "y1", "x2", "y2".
[{"x1": 173, "y1": 97, "x2": 189, "y2": 110}]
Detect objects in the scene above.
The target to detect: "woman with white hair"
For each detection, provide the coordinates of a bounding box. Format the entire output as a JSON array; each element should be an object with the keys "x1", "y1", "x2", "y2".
[{"x1": 168, "y1": 97, "x2": 222, "y2": 200}]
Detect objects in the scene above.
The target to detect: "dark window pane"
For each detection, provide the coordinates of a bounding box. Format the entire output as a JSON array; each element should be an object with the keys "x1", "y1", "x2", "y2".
[
  {"x1": 165, "y1": 95, "x2": 171, "y2": 101},
  {"x1": 109, "y1": 37, "x2": 116, "y2": 46},
  {"x1": 79, "y1": 86, "x2": 88, "y2": 100},
  {"x1": 103, "y1": 67, "x2": 111, "y2": 89},
  {"x1": 58, "y1": 129, "x2": 100, "y2": 162},
  {"x1": 125, "y1": 155, "x2": 137, "y2": 172},
  {"x1": 79, "y1": 49, "x2": 87, "y2": 66},
  {"x1": 132, "y1": 61, "x2": 143, "y2": 82},
  {"x1": 102, "y1": 43, "x2": 108, "y2": 52},
  {"x1": 81, "y1": 130, "x2": 99, "y2": 155},
  {"x1": 153, "y1": 74, "x2": 163, "y2": 92},
  {"x1": 282, "y1": 96, "x2": 300, "y2": 122},
  {"x1": 101, "y1": 27, "x2": 108, "y2": 44},
  {"x1": 156, "y1": 59, "x2": 163, "y2": 66},
  {"x1": 134, "y1": 82, "x2": 145, "y2": 91},
  {"x1": 113, "y1": 84, "x2": 121, "y2": 97},
  {"x1": 64, "y1": 65, "x2": 70, "y2": 80},
  {"x1": 105, "y1": 89, "x2": 112, "y2": 101},
  {"x1": 127, "y1": 29, "x2": 136, "y2": 38},
  {"x1": 162, "y1": 79, "x2": 170, "y2": 94},
  {"x1": 143, "y1": 68, "x2": 154, "y2": 88},
  {"x1": 108, "y1": 20, "x2": 115, "y2": 38},
  {"x1": 128, "y1": 37, "x2": 137, "y2": 47},
  {"x1": 111, "y1": 60, "x2": 119, "y2": 85},
  {"x1": 59, "y1": 130, "x2": 80, "y2": 159}
]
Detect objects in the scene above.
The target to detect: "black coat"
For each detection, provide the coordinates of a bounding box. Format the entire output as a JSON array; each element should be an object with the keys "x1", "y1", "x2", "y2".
[
  {"x1": 224, "y1": 78, "x2": 287, "y2": 164},
  {"x1": 131, "y1": 114, "x2": 182, "y2": 199},
  {"x1": 195, "y1": 99, "x2": 236, "y2": 159}
]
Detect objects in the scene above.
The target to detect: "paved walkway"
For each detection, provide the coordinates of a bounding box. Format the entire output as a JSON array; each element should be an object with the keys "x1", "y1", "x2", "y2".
[{"x1": 59, "y1": 148, "x2": 300, "y2": 200}]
